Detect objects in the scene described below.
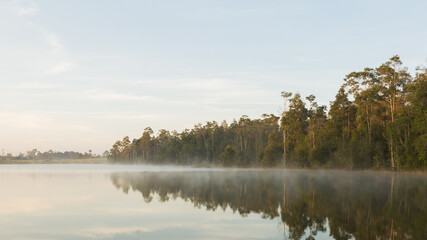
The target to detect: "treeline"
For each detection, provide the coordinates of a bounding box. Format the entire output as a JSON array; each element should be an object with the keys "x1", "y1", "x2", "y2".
[
  {"x1": 109, "y1": 56, "x2": 427, "y2": 170},
  {"x1": 0, "y1": 149, "x2": 107, "y2": 161}
]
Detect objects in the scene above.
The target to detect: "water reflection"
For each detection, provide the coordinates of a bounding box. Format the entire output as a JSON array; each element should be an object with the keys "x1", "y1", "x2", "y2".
[{"x1": 111, "y1": 170, "x2": 427, "y2": 240}]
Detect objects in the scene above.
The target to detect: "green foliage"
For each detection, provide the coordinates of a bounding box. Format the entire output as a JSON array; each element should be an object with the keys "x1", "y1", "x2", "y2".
[
  {"x1": 0, "y1": 149, "x2": 102, "y2": 161},
  {"x1": 109, "y1": 55, "x2": 427, "y2": 170},
  {"x1": 109, "y1": 114, "x2": 281, "y2": 166},
  {"x1": 262, "y1": 131, "x2": 283, "y2": 166},
  {"x1": 222, "y1": 145, "x2": 236, "y2": 166}
]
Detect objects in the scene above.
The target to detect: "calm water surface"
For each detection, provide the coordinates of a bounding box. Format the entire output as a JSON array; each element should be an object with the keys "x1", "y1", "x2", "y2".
[{"x1": 0, "y1": 164, "x2": 425, "y2": 240}]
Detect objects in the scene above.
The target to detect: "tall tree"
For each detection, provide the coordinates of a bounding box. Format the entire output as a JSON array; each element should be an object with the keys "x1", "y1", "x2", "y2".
[
  {"x1": 376, "y1": 55, "x2": 411, "y2": 169},
  {"x1": 281, "y1": 91, "x2": 292, "y2": 167},
  {"x1": 281, "y1": 93, "x2": 309, "y2": 167}
]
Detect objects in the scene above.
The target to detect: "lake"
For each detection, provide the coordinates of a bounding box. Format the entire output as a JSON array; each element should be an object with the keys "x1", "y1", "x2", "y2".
[{"x1": 0, "y1": 164, "x2": 425, "y2": 240}]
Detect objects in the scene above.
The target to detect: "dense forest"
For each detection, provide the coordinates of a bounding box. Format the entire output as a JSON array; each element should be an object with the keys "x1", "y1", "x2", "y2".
[
  {"x1": 0, "y1": 149, "x2": 106, "y2": 161},
  {"x1": 109, "y1": 56, "x2": 427, "y2": 170}
]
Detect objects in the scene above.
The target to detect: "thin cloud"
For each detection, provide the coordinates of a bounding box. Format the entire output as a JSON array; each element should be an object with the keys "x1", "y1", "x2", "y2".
[
  {"x1": 79, "y1": 89, "x2": 189, "y2": 106},
  {"x1": 84, "y1": 90, "x2": 159, "y2": 101},
  {"x1": 75, "y1": 78, "x2": 281, "y2": 107},
  {"x1": 47, "y1": 61, "x2": 73, "y2": 74},
  {"x1": 0, "y1": 112, "x2": 96, "y2": 132},
  {"x1": 2, "y1": 1, "x2": 74, "y2": 76},
  {"x1": 93, "y1": 113, "x2": 170, "y2": 120},
  {"x1": 45, "y1": 33, "x2": 65, "y2": 53},
  {"x1": 12, "y1": 0, "x2": 39, "y2": 16},
  {"x1": 7, "y1": 81, "x2": 59, "y2": 90},
  {"x1": 44, "y1": 33, "x2": 73, "y2": 74},
  {"x1": 17, "y1": 6, "x2": 38, "y2": 15}
]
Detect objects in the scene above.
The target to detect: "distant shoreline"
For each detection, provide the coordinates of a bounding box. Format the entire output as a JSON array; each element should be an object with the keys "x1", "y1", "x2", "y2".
[
  {"x1": 0, "y1": 160, "x2": 425, "y2": 174},
  {"x1": 0, "y1": 158, "x2": 107, "y2": 164}
]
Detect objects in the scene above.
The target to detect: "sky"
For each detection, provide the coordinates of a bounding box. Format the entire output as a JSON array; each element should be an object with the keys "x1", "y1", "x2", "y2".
[{"x1": 0, "y1": 0, "x2": 426, "y2": 155}]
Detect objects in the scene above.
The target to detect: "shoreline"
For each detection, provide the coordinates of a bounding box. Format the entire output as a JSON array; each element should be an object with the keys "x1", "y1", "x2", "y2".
[
  {"x1": 0, "y1": 159, "x2": 425, "y2": 173},
  {"x1": 0, "y1": 158, "x2": 107, "y2": 164},
  {"x1": 108, "y1": 161, "x2": 427, "y2": 174}
]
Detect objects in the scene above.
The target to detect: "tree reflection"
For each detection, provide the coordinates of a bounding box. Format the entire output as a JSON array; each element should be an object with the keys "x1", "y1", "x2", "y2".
[{"x1": 110, "y1": 170, "x2": 427, "y2": 240}]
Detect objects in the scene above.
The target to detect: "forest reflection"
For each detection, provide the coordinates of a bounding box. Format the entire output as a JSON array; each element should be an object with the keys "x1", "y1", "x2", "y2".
[{"x1": 110, "y1": 170, "x2": 426, "y2": 240}]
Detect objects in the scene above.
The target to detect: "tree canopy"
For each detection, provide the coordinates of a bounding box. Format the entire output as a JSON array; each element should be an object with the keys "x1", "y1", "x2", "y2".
[{"x1": 109, "y1": 56, "x2": 427, "y2": 170}]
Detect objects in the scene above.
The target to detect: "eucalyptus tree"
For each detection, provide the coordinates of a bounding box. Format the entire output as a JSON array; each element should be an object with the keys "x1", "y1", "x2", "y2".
[
  {"x1": 139, "y1": 127, "x2": 153, "y2": 161},
  {"x1": 306, "y1": 95, "x2": 327, "y2": 166},
  {"x1": 376, "y1": 56, "x2": 412, "y2": 169},
  {"x1": 327, "y1": 87, "x2": 357, "y2": 167},
  {"x1": 281, "y1": 93, "x2": 309, "y2": 167},
  {"x1": 281, "y1": 91, "x2": 292, "y2": 167},
  {"x1": 403, "y1": 66, "x2": 427, "y2": 167}
]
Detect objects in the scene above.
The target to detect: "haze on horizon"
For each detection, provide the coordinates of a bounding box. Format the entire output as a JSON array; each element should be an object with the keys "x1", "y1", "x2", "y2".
[{"x1": 1, "y1": 0, "x2": 426, "y2": 155}]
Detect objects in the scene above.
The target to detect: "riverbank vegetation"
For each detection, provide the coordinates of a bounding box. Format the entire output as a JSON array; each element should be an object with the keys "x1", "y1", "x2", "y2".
[
  {"x1": 109, "y1": 56, "x2": 427, "y2": 170},
  {"x1": 0, "y1": 158, "x2": 107, "y2": 164},
  {"x1": 0, "y1": 149, "x2": 107, "y2": 162}
]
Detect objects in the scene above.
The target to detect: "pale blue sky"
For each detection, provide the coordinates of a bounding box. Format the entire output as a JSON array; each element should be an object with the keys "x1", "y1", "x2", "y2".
[{"x1": 1, "y1": 0, "x2": 426, "y2": 154}]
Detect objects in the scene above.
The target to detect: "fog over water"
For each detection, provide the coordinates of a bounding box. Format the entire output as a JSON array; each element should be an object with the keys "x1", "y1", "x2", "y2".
[{"x1": 0, "y1": 164, "x2": 425, "y2": 240}]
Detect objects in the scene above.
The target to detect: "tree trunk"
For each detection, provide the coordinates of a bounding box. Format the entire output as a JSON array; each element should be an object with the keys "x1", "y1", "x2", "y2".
[
  {"x1": 390, "y1": 136, "x2": 395, "y2": 170},
  {"x1": 283, "y1": 130, "x2": 286, "y2": 167}
]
